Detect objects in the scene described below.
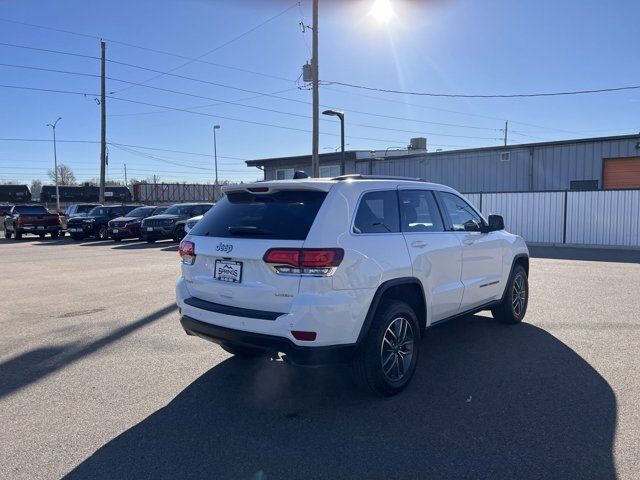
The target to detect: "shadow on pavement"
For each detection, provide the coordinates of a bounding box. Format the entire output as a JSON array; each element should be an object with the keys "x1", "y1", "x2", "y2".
[
  {"x1": 66, "y1": 315, "x2": 617, "y2": 479},
  {"x1": 0, "y1": 305, "x2": 177, "y2": 400},
  {"x1": 529, "y1": 245, "x2": 640, "y2": 263}
]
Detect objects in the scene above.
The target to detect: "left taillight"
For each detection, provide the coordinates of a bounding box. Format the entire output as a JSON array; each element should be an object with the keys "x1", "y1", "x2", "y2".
[
  {"x1": 179, "y1": 240, "x2": 196, "y2": 265},
  {"x1": 263, "y1": 248, "x2": 344, "y2": 276},
  {"x1": 56, "y1": 216, "x2": 61, "y2": 225}
]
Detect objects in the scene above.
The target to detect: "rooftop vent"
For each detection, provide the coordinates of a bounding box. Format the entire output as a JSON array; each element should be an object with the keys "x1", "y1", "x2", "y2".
[{"x1": 408, "y1": 137, "x2": 427, "y2": 151}]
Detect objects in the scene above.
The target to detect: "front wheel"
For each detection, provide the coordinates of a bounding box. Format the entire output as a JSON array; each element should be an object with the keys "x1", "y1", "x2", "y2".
[
  {"x1": 97, "y1": 225, "x2": 109, "y2": 240},
  {"x1": 352, "y1": 301, "x2": 420, "y2": 397},
  {"x1": 14, "y1": 229, "x2": 22, "y2": 240},
  {"x1": 4, "y1": 229, "x2": 11, "y2": 239},
  {"x1": 172, "y1": 225, "x2": 185, "y2": 242},
  {"x1": 491, "y1": 264, "x2": 528, "y2": 324}
]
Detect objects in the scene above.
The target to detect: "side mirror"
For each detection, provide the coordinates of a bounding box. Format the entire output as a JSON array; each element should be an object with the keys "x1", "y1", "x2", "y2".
[{"x1": 486, "y1": 214, "x2": 505, "y2": 232}]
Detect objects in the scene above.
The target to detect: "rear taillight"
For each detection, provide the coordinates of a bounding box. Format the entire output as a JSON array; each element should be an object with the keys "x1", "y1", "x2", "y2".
[
  {"x1": 18, "y1": 217, "x2": 24, "y2": 226},
  {"x1": 56, "y1": 216, "x2": 61, "y2": 225},
  {"x1": 179, "y1": 240, "x2": 196, "y2": 265},
  {"x1": 263, "y1": 248, "x2": 344, "y2": 276}
]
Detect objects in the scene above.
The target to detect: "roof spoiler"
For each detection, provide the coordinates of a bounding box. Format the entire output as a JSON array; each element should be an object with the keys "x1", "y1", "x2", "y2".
[{"x1": 332, "y1": 174, "x2": 426, "y2": 182}]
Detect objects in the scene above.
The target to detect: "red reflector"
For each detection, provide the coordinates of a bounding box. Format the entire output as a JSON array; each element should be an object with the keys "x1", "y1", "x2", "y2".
[
  {"x1": 248, "y1": 187, "x2": 269, "y2": 193},
  {"x1": 292, "y1": 331, "x2": 317, "y2": 341},
  {"x1": 263, "y1": 248, "x2": 344, "y2": 268}
]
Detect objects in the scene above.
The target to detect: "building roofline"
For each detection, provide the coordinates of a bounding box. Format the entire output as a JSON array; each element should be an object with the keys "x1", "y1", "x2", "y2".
[{"x1": 245, "y1": 133, "x2": 640, "y2": 166}]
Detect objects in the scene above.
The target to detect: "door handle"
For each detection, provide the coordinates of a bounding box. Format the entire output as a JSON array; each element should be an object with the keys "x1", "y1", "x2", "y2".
[
  {"x1": 463, "y1": 239, "x2": 475, "y2": 246},
  {"x1": 411, "y1": 240, "x2": 429, "y2": 248}
]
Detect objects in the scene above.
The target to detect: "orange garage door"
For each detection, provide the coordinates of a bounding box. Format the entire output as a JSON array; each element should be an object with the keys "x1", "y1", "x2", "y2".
[{"x1": 603, "y1": 157, "x2": 640, "y2": 189}]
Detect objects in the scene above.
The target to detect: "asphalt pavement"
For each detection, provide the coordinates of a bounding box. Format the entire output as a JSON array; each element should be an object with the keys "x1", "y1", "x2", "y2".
[{"x1": 0, "y1": 236, "x2": 638, "y2": 479}]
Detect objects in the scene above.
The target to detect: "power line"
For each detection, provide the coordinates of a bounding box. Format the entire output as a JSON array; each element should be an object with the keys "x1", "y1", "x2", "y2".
[
  {"x1": 0, "y1": 63, "x2": 500, "y2": 141},
  {"x1": 112, "y1": 2, "x2": 298, "y2": 94},
  {"x1": 320, "y1": 79, "x2": 640, "y2": 98}
]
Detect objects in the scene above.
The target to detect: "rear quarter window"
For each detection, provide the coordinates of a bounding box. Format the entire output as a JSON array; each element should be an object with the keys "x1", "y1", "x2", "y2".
[{"x1": 190, "y1": 190, "x2": 327, "y2": 240}]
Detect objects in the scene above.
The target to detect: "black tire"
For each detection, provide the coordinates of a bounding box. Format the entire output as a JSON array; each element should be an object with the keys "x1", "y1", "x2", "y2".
[
  {"x1": 172, "y1": 225, "x2": 185, "y2": 243},
  {"x1": 70, "y1": 234, "x2": 83, "y2": 241},
  {"x1": 4, "y1": 230, "x2": 11, "y2": 239},
  {"x1": 39, "y1": 234, "x2": 46, "y2": 239},
  {"x1": 220, "y1": 343, "x2": 268, "y2": 358},
  {"x1": 491, "y1": 264, "x2": 528, "y2": 324},
  {"x1": 352, "y1": 300, "x2": 421, "y2": 397},
  {"x1": 97, "y1": 225, "x2": 109, "y2": 240},
  {"x1": 59, "y1": 231, "x2": 65, "y2": 237},
  {"x1": 51, "y1": 231, "x2": 59, "y2": 239},
  {"x1": 113, "y1": 238, "x2": 122, "y2": 242},
  {"x1": 15, "y1": 229, "x2": 22, "y2": 240},
  {"x1": 146, "y1": 238, "x2": 156, "y2": 244}
]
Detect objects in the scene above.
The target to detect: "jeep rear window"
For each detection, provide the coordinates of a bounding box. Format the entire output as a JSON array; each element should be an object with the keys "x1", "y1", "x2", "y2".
[{"x1": 189, "y1": 190, "x2": 327, "y2": 240}]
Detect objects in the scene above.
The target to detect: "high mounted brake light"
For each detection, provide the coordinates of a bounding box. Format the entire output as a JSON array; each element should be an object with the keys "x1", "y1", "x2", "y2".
[
  {"x1": 263, "y1": 248, "x2": 344, "y2": 276},
  {"x1": 179, "y1": 240, "x2": 196, "y2": 265}
]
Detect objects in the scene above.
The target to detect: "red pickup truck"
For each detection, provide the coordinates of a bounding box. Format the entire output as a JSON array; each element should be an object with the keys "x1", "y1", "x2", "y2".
[{"x1": 3, "y1": 205, "x2": 62, "y2": 239}]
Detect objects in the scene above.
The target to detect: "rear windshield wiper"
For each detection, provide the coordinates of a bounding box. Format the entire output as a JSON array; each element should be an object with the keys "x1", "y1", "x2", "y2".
[{"x1": 227, "y1": 226, "x2": 274, "y2": 236}]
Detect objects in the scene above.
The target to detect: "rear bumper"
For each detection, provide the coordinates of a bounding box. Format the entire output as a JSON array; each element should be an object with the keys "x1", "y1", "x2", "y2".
[
  {"x1": 18, "y1": 226, "x2": 60, "y2": 233},
  {"x1": 180, "y1": 315, "x2": 356, "y2": 366}
]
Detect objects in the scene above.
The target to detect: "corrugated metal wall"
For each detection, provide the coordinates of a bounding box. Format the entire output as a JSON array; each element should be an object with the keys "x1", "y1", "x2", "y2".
[
  {"x1": 480, "y1": 192, "x2": 565, "y2": 244},
  {"x1": 133, "y1": 183, "x2": 222, "y2": 203},
  {"x1": 460, "y1": 189, "x2": 640, "y2": 248},
  {"x1": 566, "y1": 190, "x2": 640, "y2": 246},
  {"x1": 262, "y1": 136, "x2": 640, "y2": 192}
]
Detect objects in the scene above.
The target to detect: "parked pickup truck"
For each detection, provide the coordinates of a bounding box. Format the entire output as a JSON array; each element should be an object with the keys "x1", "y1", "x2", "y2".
[{"x1": 3, "y1": 205, "x2": 61, "y2": 239}]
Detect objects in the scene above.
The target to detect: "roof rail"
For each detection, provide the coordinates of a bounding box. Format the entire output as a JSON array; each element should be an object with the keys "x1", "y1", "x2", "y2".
[{"x1": 332, "y1": 174, "x2": 426, "y2": 182}]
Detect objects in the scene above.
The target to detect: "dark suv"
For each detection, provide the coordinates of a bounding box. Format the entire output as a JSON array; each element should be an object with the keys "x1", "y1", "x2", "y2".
[
  {"x1": 108, "y1": 206, "x2": 164, "y2": 241},
  {"x1": 141, "y1": 203, "x2": 212, "y2": 243},
  {"x1": 67, "y1": 204, "x2": 139, "y2": 240}
]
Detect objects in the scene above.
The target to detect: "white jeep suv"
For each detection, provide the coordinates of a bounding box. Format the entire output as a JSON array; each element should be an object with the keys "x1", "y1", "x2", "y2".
[{"x1": 176, "y1": 175, "x2": 529, "y2": 396}]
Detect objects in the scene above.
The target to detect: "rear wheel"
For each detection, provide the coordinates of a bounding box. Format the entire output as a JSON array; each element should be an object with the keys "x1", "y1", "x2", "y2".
[
  {"x1": 491, "y1": 264, "x2": 528, "y2": 324},
  {"x1": 220, "y1": 343, "x2": 268, "y2": 358},
  {"x1": 51, "y1": 231, "x2": 59, "y2": 239},
  {"x1": 4, "y1": 229, "x2": 12, "y2": 239},
  {"x1": 352, "y1": 300, "x2": 420, "y2": 397},
  {"x1": 15, "y1": 229, "x2": 22, "y2": 240}
]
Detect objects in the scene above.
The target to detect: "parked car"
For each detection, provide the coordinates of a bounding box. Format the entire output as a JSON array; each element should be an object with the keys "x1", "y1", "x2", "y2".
[
  {"x1": 152, "y1": 206, "x2": 168, "y2": 215},
  {"x1": 67, "y1": 204, "x2": 139, "y2": 240},
  {"x1": 59, "y1": 203, "x2": 102, "y2": 235},
  {"x1": 184, "y1": 214, "x2": 204, "y2": 235},
  {"x1": 108, "y1": 206, "x2": 164, "y2": 241},
  {"x1": 0, "y1": 204, "x2": 14, "y2": 217},
  {"x1": 3, "y1": 205, "x2": 61, "y2": 239},
  {"x1": 176, "y1": 175, "x2": 529, "y2": 396},
  {"x1": 141, "y1": 203, "x2": 213, "y2": 243}
]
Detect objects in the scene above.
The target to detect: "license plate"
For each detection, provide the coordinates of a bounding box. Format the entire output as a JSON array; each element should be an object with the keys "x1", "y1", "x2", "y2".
[
  {"x1": 69, "y1": 228, "x2": 80, "y2": 232},
  {"x1": 37, "y1": 226, "x2": 45, "y2": 230},
  {"x1": 214, "y1": 260, "x2": 242, "y2": 283},
  {"x1": 147, "y1": 227, "x2": 154, "y2": 232},
  {"x1": 112, "y1": 229, "x2": 119, "y2": 234}
]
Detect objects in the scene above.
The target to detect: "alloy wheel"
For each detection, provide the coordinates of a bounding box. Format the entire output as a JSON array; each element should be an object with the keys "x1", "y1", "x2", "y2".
[
  {"x1": 512, "y1": 273, "x2": 526, "y2": 317},
  {"x1": 380, "y1": 317, "x2": 414, "y2": 382}
]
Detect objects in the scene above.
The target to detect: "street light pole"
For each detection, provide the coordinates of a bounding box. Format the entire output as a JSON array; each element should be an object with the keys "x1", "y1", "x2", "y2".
[
  {"x1": 213, "y1": 125, "x2": 220, "y2": 200},
  {"x1": 46, "y1": 117, "x2": 62, "y2": 213},
  {"x1": 322, "y1": 110, "x2": 345, "y2": 175}
]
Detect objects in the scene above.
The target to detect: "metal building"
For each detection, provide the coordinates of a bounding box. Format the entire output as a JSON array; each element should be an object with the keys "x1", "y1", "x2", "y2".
[{"x1": 246, "y1": 134, "x2": 640, "y2": 192}]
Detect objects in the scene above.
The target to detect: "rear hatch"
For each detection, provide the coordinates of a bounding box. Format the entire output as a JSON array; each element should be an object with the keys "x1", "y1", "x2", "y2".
[
  {"x1": 183, "y1": 184, "x2": 331, "y2": 314},
  {"x1": 20, "y1": 214, "x2": 59, "y2": 226}
]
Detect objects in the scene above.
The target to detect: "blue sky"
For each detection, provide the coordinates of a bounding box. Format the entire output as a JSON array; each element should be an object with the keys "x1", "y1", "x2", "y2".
[{"x1": 1, "y1": 0, "x2": 639, "y2": 185}]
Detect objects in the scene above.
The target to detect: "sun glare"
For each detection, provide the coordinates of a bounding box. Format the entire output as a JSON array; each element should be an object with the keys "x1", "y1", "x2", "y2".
[{"x1": 370, "y1": 0, "x2": 395, "y2": 24}]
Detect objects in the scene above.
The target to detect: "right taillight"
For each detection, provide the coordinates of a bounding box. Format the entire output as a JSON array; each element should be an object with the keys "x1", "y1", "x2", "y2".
[
  {"x1": 18, "y1": 217, "x2": 24, "y2": 226},
  {"x1": 263, "y1": 248, "x2": 343, "y2": 276},
  {"x1": 179, "y1": 240, "x2": 196, "y2": 265}
]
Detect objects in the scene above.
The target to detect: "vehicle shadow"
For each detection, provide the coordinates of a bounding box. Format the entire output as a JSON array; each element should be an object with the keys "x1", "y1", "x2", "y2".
[
  {"x1": 110, "y1": 240, "x2": 177, "y2": 250},
  {"x1": 0, "y1": 305, "x2": 177, "y2": 400},
  {"x1": 66, "y1": 315, "x2": 616, "y2": 479},
  {"x1": 529, "y1": 245, "x2": 640, "y2": 264}
]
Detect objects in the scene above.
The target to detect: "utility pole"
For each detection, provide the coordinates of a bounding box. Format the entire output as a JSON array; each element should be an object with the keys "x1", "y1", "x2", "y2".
[
  {"x1": 46, "y1": 117, "x2": 62, "y2": 213},
  {"x1": 213, "y1": 125, "x2": 220, "y2": 200},
  {"x1": 311, "y1": 0, "x2": 319, "y2": 177},
  {"x1": 124, "y1": 163, "x2": 128, "y2": 188},
  {"x1": 99, "y1": 40, "x2": 106, "y2": 203},
  {"x1": 503, "y1": 120, "x2": 508, "y2": 146}
]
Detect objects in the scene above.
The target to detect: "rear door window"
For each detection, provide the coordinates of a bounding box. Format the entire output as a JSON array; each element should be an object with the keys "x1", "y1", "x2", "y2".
[
  {"x1": 353, "y1": 190, "x2": 400, "y2": 234},
  {"x1": 399, "y1": 190, "x2": 445, "y2": 232},
  {"x1": 189, "y1": 190, "x2": 327, "y2": 240}
]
